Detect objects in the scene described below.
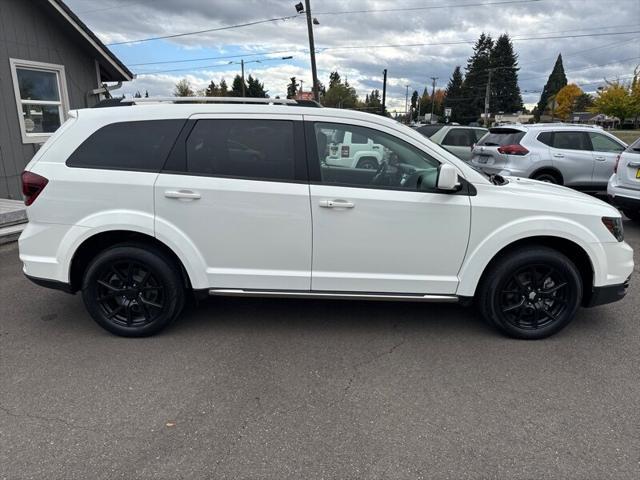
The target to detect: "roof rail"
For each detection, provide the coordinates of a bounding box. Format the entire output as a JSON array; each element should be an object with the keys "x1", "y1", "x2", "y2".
[
  {"x1": 127, "y1": 96, "x2": 298, "y2": 105},
  {"x1": 533, "y1": 122, "x2": 602, "y2": 129}
]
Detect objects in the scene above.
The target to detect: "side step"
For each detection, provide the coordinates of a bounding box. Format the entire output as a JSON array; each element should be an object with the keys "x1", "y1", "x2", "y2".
[{"x1": 209, "y1": 289, "x2": 458, "y2": 302}]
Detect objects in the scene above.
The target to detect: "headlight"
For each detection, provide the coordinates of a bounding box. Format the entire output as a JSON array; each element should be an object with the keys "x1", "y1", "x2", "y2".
[{"x1": 602, "y1": 216, "x2": 624, "y2": 242}]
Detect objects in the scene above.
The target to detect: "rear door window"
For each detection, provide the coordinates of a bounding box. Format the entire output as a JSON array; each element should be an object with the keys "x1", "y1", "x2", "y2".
[
  {"x1": 66, "y1": 120, "x2": 184, "y2": 171},
  {"x1": 415, "y1": 125, "x2": 444, "y2": 138},
  {"x1": 185, "y1": 119, "x2": 296, "y2": 181},
  {"x1": 477, "y1": 128, "x2": 525, "y2": 146},
  {"x1": 552, "y1": 131, "x2": 591, "y2": 151}
]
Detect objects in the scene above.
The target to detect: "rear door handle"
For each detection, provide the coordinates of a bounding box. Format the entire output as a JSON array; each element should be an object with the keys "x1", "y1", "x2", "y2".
[
  {"x1": 319, "y1": 199, "x2": 355, "y2": 209},
  {"x1": 164, "y1": 189, "x2": 201, "y2": 200},
  {"x1": 594, "y1": 156, "x2": 606, "y2": 161}
]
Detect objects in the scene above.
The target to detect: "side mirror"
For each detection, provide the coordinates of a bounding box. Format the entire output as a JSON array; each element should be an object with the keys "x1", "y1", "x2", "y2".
[{"x1": 437, "y1": 163, "x2": 460, "y2": 191}]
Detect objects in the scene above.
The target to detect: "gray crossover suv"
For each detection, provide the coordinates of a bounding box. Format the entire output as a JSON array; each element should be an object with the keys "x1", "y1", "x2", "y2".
[{"x1": 471, "y1": 124, "x2": 627, "y2": 189}]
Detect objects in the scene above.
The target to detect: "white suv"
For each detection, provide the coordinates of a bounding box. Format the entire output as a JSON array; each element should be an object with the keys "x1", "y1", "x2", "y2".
[
  {"x1": 18, "y1": 98, "x2": 634, "y2": 339},
  {"x1": 608, "y1": 137, "x2": 640, "y2": 222}
]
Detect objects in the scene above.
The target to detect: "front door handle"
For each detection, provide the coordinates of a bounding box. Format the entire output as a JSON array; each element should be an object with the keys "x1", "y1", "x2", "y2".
[
  {"x1": 319, "y1": 199, "x2": 355, "y2": 209},
  {"x1": 164, "y1": 189, "x2": 201, "y2": 200},
  {"x1": 553, "y1": 153, "x2": 565, "y2": 158},
  {"x1": 594, "y1": 156, "x2": 606, "y2": 161}
]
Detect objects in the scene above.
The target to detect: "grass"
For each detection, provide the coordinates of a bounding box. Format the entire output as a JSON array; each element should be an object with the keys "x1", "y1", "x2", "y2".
[{"x1": 611, "y1": 130, "x2": 640, "y2": 145}]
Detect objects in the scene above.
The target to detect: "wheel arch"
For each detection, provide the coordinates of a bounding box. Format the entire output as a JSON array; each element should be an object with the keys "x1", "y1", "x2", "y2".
[
  {"x1": 69, "y1": 230, "x2": 192, "y2": 293},
  {"x1": 459, "y1": 235, "x2": 595, "y2": 306}
]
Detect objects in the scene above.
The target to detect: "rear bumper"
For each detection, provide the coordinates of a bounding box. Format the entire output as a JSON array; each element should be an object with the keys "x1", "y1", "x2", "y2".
[
  {"x1": 608, "y1": 193, "x2": 640, "y2": 210},
  {"x1": 24, "y1": 273, "x2": 74, "y2": 294},
  {"x1": 585, "y1": 277, "x2": 630, "y2": 307}
]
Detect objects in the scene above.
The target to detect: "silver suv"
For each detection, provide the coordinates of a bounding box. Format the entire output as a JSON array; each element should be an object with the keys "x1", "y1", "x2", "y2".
[{"x1": 471, "y1": 124, "x2": 627, "y2": 189}]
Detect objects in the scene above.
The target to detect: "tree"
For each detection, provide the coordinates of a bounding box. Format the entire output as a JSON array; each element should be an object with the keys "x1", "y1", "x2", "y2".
[
  {"x1": 536, "y1": 54, "x2": 567, "y2": 120},
  {"x1": 230, "y1": 75, "x2": 246, "y2": 96},
  {"x1": 443, "y1": 66, "x2": 464, "y2": 122},
  {"x1": 410, "y1": 90, "x2": 419, "y2": 120},
  {"x1": 323, "y1": 71, "x2": 358, "y2": 108},
  {"x1": 219, "y1": 79, "x2": 229, "y2": 96},
  {"x1": 144, "y1": 90, "x2": 149, "y2": 98},
  {"x1": 133, "y1": 91, "x2": 142, "y2": 98},
  {"x1": 590, "y1": 77, "x2": 637, "y2": 123},
  {"x1": 173, "y1": 79, "x2": 194, "y2": 97},
  {"x1": 574, "y1": 92, "x2": 594, "y2": 112},
  {"x1": 554, "y1": 83, "x2": 583, "y2": 120},
  {"x1": 363, "y1": 89, "x2": 382, "y2": 114},
  {"x1": 205, "y1": 80, "x2": 218, "y2": 97},
  {"x1": 489, "y1": 34, "x2": 522, "y2": 114},
  {"x1": 247, "y1": 75, "x2": 267, "y2": 97},
  {"x1": 286, "y1": 77, "x2": 299, "y2": 99},
  {"x1": 460, "y1": 33, "x2": 494, "y2": 123}
]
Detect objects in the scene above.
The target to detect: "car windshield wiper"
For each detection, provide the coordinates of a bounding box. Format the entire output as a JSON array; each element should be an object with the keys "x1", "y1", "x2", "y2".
[{"x1": 489, "y1": 174, "x2": 507, "y2": 185}]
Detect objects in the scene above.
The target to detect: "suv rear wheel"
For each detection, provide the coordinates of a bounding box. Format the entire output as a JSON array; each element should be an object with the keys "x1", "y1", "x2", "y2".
[
  {"x1": 477, "y1": 247, "x2": 582, "y2": 339},
  {"x1": 532, "y1": 171, "x2": 561, "y2": 184},
  {"x1": 81, "y1": 244, "x2": 185, "y2": 337},
  {"x1": 356, "y1": 157, "x2": 379, "y2": 170}
]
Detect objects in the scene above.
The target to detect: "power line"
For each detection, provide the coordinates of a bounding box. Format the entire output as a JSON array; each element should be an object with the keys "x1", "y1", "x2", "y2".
[
  {"x1": 106, "y1": 14, "x2": 301, "y2": 46},
  {"x1": 135, "y1": 56, "x2": 294, "y2": 75},
  {"x1": 129, "y1": 49, "x2": 301, "y2": 67}
]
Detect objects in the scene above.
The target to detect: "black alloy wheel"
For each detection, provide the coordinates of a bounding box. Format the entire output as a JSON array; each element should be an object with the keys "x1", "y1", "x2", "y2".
[
  {"x1": 478, "y1": 247, "x2": 582, "y2": 339},
  {"x1": 82, "y1": 244, "x2": 184, "y2": 337}
]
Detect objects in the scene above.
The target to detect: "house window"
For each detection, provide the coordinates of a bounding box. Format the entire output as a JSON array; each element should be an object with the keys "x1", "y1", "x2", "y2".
[{"x1": 9, "y1": 59, "x2": 70, "y2": 144}]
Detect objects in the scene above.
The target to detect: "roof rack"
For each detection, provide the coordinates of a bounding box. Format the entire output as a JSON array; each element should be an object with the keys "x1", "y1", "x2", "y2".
[
  {"x1": 93, "y1": 97, "x2": 323, "y2": 108},
  {"x1": 533, "y1": 122, "x2": 602, "y2": 129}
]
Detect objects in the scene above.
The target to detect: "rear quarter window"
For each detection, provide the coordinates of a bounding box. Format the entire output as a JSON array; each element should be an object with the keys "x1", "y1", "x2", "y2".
[
  {"x1": 625, "y1": 137, "x2": 640, "y2": 153},
  {"x1": 66, "y1": 120, "x2": 184, "y2": 171},
  {"x1": 537, "y1": 131, "x2": 553, "y2": 146}
]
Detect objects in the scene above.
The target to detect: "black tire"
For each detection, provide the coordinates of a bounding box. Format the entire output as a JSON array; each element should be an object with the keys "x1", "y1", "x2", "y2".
[
  {"x1": 622, "y1": 208, "x2": 640, "y2": 222},
  {"x1": 356, "y1": 157, "x2": 379, "y2": 170},
  {"x1": 477, "y1": 247, "x2": 582, "y2": 339},
  {"x1": 532, "y1": 171, "x2": 561, "y2": 184},
  {"x1": 81, "y1": 244, "x2": 185, "y2": 337}
]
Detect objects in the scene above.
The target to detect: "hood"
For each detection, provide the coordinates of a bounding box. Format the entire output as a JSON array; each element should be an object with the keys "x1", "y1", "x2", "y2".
[{"x1": 496, "y1": 176, "x2": 620, "y2": 215}]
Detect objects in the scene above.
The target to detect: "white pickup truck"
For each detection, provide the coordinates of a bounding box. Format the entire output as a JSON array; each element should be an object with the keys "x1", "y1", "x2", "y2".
[{"x1": 322, "y1": 129, "x2": 384, "y2": 169}]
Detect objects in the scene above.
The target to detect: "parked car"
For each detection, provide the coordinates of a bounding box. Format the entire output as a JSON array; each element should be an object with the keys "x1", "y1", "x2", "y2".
[
  {"x1": 608, "y1": 136, "x2": 640, "y2": 222},
  {"x1": 19, "y1": 98, "x2": 633, "y2": 339},
  {"x1": 420, "y1": 125, "x2": 488, "y2": 161},
  {"x1": 320, "y1": 129, "x2": 383, "y2": 169},
  {"x1": 471, "y1": 124, "x2": 627, "y2": 189}
]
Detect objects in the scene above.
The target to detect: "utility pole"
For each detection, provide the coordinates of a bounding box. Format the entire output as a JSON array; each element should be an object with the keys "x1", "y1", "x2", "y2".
[
  {"x1": 299, "y1": 79, "x2": 304, "y2": 92},
  {"x1": 304, "y1": 0, "x2": 320, "y2": 102},
  {"x1": 381, "y1": 68, "x2": 387, "y2": 116},
  {"x1": 405, "y1": 85, "x2": 410, "y2": 123},
  {"x1": 241, "y1": 59, "x2": 246, "y2": 97},
  {"x1": 483, "y1": 69, "x2": 492, "y2": 124},
  {"x1": 430, "y1": 76, "x2": 438, "y2": 122}
]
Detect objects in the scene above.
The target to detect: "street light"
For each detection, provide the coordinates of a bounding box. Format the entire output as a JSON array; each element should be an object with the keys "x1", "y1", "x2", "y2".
[{"x1": 295, "y1": 1, "x2": 320, "y2": 102}]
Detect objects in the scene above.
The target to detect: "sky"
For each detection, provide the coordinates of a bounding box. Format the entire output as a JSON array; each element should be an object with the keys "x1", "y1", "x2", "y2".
[{"x1": 66, "y1": 0, "x2": 640, "y2": 113}]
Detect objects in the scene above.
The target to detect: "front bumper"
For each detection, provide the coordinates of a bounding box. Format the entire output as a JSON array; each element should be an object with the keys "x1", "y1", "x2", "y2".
[
  {"x1": 585, "y1": 277, "x2": 630, "y2": 307},
  {"x1": 24, "y1": 273, "x2": 75, "y2": 294}
]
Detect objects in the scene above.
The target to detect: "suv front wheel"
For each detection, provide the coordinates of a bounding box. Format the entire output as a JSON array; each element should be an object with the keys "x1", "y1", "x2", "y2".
[
  {"x1": 478, "y1": 247, "x2": 582, "y2": 339},
  {"x1": 81, "y1": 244, "x2": 185, "y2": 337}
]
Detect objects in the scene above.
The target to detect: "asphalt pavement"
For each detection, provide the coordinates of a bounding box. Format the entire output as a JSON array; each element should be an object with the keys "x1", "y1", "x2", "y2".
[{"x1": 1, "y1": 220, "x2": 639, "y2": 479}]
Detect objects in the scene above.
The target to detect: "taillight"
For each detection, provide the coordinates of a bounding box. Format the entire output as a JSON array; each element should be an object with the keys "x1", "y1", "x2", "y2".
[
  {"x1": 614, "y1": 154, "x2": 621, "y2": 174},
  {"x1": 497, "y1": 144, "x2": 529, "y2": 155},
  {"x1": 21, "y1": 171, "x2": 48, "y2": 206}
]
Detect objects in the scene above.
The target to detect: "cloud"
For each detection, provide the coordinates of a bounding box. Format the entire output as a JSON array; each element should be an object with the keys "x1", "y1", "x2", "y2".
[{"x1": 68, "y1": 0, "x2": 640, "y2": 110}]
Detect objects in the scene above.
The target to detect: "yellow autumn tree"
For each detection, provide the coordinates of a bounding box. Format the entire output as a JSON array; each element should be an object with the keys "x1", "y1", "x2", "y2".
[{"x1": 554, "y1": 83, "x2": 583, "y2": 120}]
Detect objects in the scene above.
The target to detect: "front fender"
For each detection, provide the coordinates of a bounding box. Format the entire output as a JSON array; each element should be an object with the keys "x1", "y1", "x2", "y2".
[{"x1": 456, "y1": 215, "x2": 605, "y2": 297}]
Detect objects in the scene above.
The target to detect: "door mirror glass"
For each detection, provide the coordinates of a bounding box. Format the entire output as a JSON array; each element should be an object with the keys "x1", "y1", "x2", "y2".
[{"x1": 436, "y1": 163, "x2": 460, "y2": 191}]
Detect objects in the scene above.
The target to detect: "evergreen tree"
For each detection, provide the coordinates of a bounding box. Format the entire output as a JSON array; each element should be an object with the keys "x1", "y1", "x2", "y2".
[
  {"x1": 144, "y1": 90, "x2": 149, "y2": 98},
  {"x1": 574, "y1": 92, "x2": 594, "y2": 111},
  {"x1": 133, "y1": 91, "x2": 142, "y2": 98},
  {"x1": 410, "y1": 90, "x2": 419, "y2": 120},
  {"x1": 364, "y1": 89, "x2": 382, "y2": 114},
  {"x1": 219, "y1": 79, "x2": 229, "y2": 96},
  {"x1": 536, "y1": 54, "x2": 567, "y2": 120},
  {"x1": 247, "y1": 75, "x2": 267, "y2": 97},
  {"x1": 286, "y1": 77, "x2": 299, "y2": 99},
  {"x1": 444, "y1": 66, "x2": 464, "y2": 122},
  {"x1": 460, "y1": 33, "x2": 494, "y2": 123},
  {"x1": 231, "y1": 75, "x2": 246, "y2": 96},
  {"x1": 490, "y1": 34, "x2": 522, "y2": 113},
  {"x1": 205, "y1": 80, "x2": 218, "y2": 97}
]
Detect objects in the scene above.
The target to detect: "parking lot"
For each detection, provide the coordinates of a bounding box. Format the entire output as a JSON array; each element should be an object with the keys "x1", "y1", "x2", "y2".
[{"x1": 1, "y1": 219, "x2": 639, "y2": 480}]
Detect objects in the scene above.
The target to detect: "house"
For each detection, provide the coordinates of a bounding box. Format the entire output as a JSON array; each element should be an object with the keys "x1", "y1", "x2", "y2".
[
  {"x1": 571, "y1": 112, "x2": 620, "y2": 129},
  {"x1": 0, "y1": 0, "x2": 133, "y2": 199}
]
